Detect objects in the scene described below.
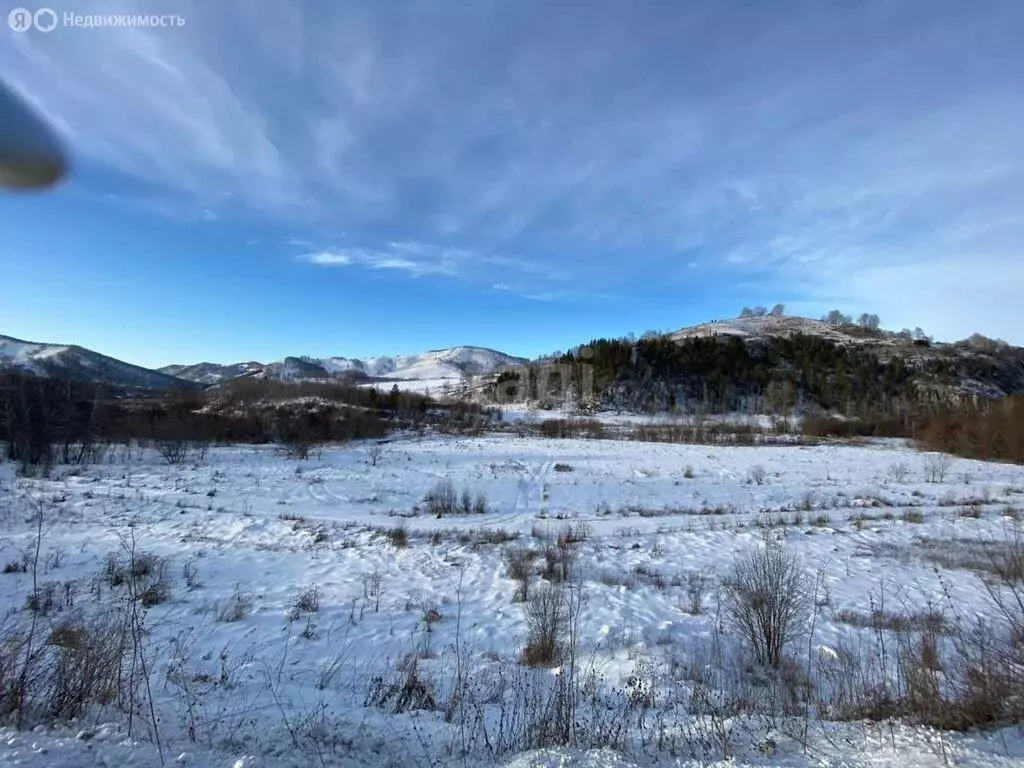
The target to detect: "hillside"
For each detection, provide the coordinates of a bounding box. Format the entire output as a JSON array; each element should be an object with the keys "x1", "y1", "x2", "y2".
[
  {"x1": 0, "y1": 333, "x2": 195, "y2": 391},
  {"x1": 551, "y1": 316, "x2": 1024, "y2": 415}
]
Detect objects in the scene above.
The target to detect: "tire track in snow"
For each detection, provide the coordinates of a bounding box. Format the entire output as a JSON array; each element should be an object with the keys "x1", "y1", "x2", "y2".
[{"x1": 514, "y1": 460, "x2": 555, "y2": 512}]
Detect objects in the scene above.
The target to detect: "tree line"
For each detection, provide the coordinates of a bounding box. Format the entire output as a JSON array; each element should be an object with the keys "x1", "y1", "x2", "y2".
[{"x1": 0, "y1": 373, "x2": 495, "y2": 472}]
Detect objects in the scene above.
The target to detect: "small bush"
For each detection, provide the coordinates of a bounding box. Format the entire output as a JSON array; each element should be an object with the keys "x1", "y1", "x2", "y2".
[
  {"x1": 365, "y1": 656, "x2": 437, "y2": 714},
  {"x1": 295, "y1": 585, "x2": 321, "y2": 614},
  {"x1": 887, "y1": 461, "x2": 911, "y2": 483},
  {"x1": 722, "y1": 545, "x2": 811, "y2": 668},
  {"x1": 385, "y1": 525, "x2": 409, "y2": 548},
  {"x1": 541, "y1": 543, "x2": 575, "y2": 585},
  {"x1": 556, "y1": 522, "x2": 590, "y2": 547},
  {"x1": 685, "y1": 572, "x2": 708, "y2": 615},
  {"x1": 749, "y1": 465, "x2": 768, "y2": 485},
  {"x1": 504, "y1": 546, "x2": 535, "y2": 602},
  {"x1": 26, "y1": 582, "x2": 60, "y2": 615},
  {"x1": 522, "y1": 584, "x2": 566, "y2": 666},
  {"x1": 217, "y1": 583, "x2": 253, "y2": 623},
  {"x1": 424, "y1": 479, "x2": 458, "y2": 517},
  {"x1": 472, "y1": 492, "x2": 488, "y2": 514},
  {"x1": 183, "y1": 558, "x2": 202, "y2": 589},
  {"x1": 155, "y1": 439, "x2": 190, "y2": 465},
  {"x1": 958, "y1": 503, "x2": 983, "y2": 519}
]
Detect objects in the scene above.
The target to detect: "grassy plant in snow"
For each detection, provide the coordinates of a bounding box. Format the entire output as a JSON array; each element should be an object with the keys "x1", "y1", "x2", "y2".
[{"x1": 216, "y1": 582, "x2": 254, "y2": 623}]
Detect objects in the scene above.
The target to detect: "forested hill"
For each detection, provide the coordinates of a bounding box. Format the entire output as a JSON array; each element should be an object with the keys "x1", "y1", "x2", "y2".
[{"x1": 553, "y1": 317, "x2": 1024, "y2": 416}]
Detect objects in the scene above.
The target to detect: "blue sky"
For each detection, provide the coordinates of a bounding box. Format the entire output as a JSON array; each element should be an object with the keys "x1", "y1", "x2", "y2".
[{"x1": 2, "y1": 0, "x2": 1023, "y2": 368}]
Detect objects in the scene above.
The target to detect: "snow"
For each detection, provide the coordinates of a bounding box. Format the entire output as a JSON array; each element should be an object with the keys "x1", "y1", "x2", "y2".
[
  {"x1": 2, "y1": 434, "x2": 1024, "y2": 766},
  {"x1": 0, "y1": 335, "x2": 71, "y2": 375}
]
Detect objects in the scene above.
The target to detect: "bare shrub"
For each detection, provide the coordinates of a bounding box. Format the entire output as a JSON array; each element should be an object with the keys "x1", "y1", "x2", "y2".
[
  {"x1": 139, "y1": 580, "x2": 170, "y2": 608},
  {"x1": 541, "y1": 543, "x2": 575, "y2": 585},
  {"x1": 416, "y1": 599, "x2": 442, "y2": 632},
  {"x1": 46, "y1": 612, "x2": 134, "y2": 720},
  {"x1": 923, "y1": 454, "x2": 953, "y2": 483},
  {"x1": 294, "y1": 585, "x2": 321, "y2": 614},
  {"x1": 887, "y1": 461, "x2": 910, "y2": 483},
  {"x1": 100, "y1": 550, "x2": 171, "y2": 607},
  {"x1": 155, "y1": 439, "x2": 190, "y2": 465},
  {"x1": 472, "y1": 527, "x2": 517, "y2": 546},
  {"x1": 182, "y1": 557, "x2": 202, "y2": 590},
  {"x1": 685, "y1": 572, "x2": 709, "y2": 615},
  {"x1": 522, "y1": 584, "x2": 566, "y2": 666},
  {"x1": 958, "y1": 503, "x2": 983, "y2": 519},
  {"x1": 367, "y1": 443, "x2": 385, "y2": 467},
  {"x1": 722, "y1": 545, "x2": 811, "y2": 667},
  {"x1": 385, "y1": 524, "x2": 408, "y2": 548},
  {"x1": 749, "y1": 465, "x2": 768, "y2": 485},
  {"x1": 365, "y1": 654, "x2": 437, "y2": 714},
  {"x1": 359, "y1": 571, "x2": 385, "y2": 614},
  {"x1": 473, "y1": 492, "x2": 488, "y2": 514},
  {"x1": 216, "y1": 582, "x2": 253, "y2": 623},
  {"x1": 504, "y1": 546, "x2": 535, "y2": 602},
  {"x1": 1, "y1": 607, "x2": 149, "y2": 728},
  {"x1": 424, "y1": 479, "x2": 458, "y2": 517},
  {"x1": 556, "y1": 522, "x2": 590, "y2": 547}
]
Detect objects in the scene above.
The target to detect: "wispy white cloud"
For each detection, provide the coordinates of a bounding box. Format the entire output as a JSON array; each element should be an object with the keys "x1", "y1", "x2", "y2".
[
  {"x1": 298, "y1": 245, "x2": 456, "y2": 277},
  {"x1": 301, "y1": 251, "x2": 353, "y2": 266}
]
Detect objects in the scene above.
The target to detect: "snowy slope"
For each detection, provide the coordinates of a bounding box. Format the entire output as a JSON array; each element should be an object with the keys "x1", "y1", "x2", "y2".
[
  {"x1": 162, "y1": 346, "x2": 527, "y2": 385},
  {"x1": 0, "y1": 333, "x2": 195, "y2": 390},
  {"x1": 160, "y1": 360, "x2": 265, "y2": 384}
]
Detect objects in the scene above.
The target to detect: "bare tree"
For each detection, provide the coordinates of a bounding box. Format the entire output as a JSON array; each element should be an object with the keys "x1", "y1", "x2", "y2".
[
  {"x1": 923, "y1": 454, "x2": 952, "y2": 483},
  {"x1": 857, "y1": 313, "x2": 881, "y2": 331},
  {"x1": 822, "y1": 310, "x2": 852, "y2": 326},
  {"x1": 769, "y1": 303, "x2": 785, "y2": 317},
  {"x1": 367, "y1": 443, "x2": 385, "y2": 467},
  {"x1": 722, "y1": 545, "x2": 812, "y2": 667}
]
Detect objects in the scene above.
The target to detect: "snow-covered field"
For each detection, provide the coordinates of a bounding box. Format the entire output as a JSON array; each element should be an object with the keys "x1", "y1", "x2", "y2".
[{"x1": 2, "y1": 434, "x2": 1024, "y2": 767}]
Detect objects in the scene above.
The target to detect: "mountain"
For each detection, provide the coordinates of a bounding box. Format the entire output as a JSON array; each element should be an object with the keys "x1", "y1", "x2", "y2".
[
  {"x1": 160, "y1": 361, "x2": 267, "y2": 385},
  {"x1": 160, "y1": 346, "x2": 527, "y2": 386},
  {"x1": 0, "y1": 333, "x2": 196, "y2": 391}
]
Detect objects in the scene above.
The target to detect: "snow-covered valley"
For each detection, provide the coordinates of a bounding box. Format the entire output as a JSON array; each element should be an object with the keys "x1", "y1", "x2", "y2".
[{"x1": 2, "y1": 432, "x2": 1024, "y2": 767}]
